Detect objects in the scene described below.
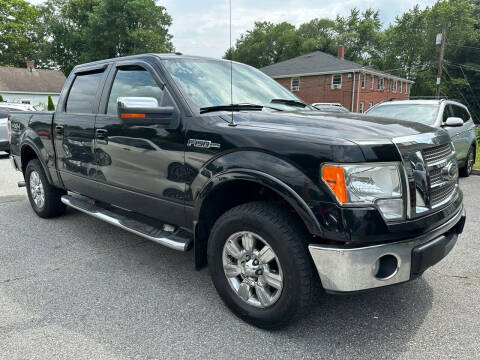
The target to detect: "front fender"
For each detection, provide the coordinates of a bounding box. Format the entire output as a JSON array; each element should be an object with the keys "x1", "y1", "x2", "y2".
[{"x1": 191, "y1": 150, "x2": 332, "y2": 236}]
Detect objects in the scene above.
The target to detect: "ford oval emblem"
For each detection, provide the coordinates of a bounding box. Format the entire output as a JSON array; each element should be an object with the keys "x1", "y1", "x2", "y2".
[{"x1": 441, "y1": 161, "x2": 458, "y2": 181}]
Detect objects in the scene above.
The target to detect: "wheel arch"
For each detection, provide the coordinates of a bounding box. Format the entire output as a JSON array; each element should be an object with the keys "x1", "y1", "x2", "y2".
[
  {"x1": 20, "y1": 140, "x2": 54, "y2": 185},
  {"x1": 193, "y1": 169, "x2": 323, "y2": 269}
]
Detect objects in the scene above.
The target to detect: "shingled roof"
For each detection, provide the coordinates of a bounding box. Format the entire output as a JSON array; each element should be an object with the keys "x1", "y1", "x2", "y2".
[
  {"x1": 260, "y1": 51, "x2": 412, "y2": 82},
  {"x1": 0, "y1": 66, "x2": 66, "y2": 93}
]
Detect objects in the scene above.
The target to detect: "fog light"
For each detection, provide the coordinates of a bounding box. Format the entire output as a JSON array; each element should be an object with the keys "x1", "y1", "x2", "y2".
[{"x1": 373, "y1": 254, "x2": 399, "y2": 280}]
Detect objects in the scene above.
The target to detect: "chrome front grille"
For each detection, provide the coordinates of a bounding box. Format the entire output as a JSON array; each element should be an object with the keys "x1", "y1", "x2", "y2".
[
  {"x1": 428, "y1": 167, "x2": 442, "y2": 186},
  {"x1": 430, "y1": 182, "x2": 456, "y2": 206},
  {"x1": 422, "y1": 144, "x2": 452, "y2": 163},
  {"x1": 393, "y1": 130, "x2": 458, "y2": 218},
  {"x1": 422, "y1": 143, "x2": 457, "y2": 208}
]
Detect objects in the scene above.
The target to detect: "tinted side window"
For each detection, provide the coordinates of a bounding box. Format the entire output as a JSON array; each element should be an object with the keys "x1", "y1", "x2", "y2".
[
  {"x1": 460, "y1": 107, "x2": 471, "y2": 121},
  {"x1": 0, "y1": 110, "x2": 8, "y2": 118},
  {"x1": 452, "y1": 105, "x2": 469, "y2": 122},
  {"x1": 66, "y1": 71, "x2": 104, "y2": 113},
  {"x1": 106, "y1": 66, "x2": 164, "y2": 115},
  {"x1": 442, "y1": 105, "x2": 453, "y2": 122}
]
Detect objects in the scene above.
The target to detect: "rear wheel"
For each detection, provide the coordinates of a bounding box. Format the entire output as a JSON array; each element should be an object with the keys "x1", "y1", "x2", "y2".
[
  {"x1": 25, "y1": 159, "x2": 66, "y2": 218},
  {"x1": 208, "y1": 202, "x2": 317, "y2": 328},
  {"x1": 460, "y1": 145, "x2": 475, "y2": 177}
]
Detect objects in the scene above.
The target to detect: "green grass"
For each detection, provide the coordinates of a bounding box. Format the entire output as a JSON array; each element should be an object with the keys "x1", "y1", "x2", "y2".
[{"x1": 474, "y1": 141, "x2": 480, "y2": 171}]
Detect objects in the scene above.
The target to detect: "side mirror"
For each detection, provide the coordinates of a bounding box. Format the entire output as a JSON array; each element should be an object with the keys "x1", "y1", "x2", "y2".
[
  {"x1": 117, "y1": 97, "x2": 179, "y2": 129},
  {"x1": 443, "y1": 117, "x2": 463, "y2": 127}
]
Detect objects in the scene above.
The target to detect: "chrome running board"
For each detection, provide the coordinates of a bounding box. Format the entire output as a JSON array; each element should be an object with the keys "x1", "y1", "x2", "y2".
[{"x1": 61, "y1": 195, "x2": 192, "y2": 251}]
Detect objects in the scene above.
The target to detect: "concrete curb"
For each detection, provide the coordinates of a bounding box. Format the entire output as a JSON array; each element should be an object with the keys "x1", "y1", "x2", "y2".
[{"x1": 472, "y1": 169, "x2": 480, "y2": 176}]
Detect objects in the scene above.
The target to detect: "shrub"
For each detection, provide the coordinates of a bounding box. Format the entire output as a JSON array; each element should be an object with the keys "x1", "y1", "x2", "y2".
[
  {"x1": 0, "y1": 95, "x2": 4, "y2": 102},
  {"x1": 47, "y1": 95, "x2": 55, "y2": 110}
]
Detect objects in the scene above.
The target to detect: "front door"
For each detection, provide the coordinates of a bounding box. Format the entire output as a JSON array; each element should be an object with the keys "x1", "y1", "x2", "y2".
[
  {"x1": 449, "y1": 104, "x2": 470, "y2": 160},
  {"x1": 93, "y1": 61, "x2": 186, "y2": 226},
  {"x1": 54, "y1": 67, "x2": 108, "y2": 195}
]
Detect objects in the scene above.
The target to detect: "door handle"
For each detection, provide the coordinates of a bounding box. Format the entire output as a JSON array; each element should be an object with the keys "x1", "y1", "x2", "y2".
[{"x1": 55, "y1": 125, "x2": 64, "y2": 135}]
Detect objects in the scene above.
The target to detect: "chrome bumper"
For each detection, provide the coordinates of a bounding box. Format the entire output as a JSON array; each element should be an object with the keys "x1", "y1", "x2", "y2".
[{"x1": 309, "y1": 205, "x2": 465, "y2": 292}]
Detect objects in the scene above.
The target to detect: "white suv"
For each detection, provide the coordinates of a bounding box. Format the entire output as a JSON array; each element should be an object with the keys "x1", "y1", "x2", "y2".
[{"x1": 366, "y1": 99, "x2": 477, "y2": 176}]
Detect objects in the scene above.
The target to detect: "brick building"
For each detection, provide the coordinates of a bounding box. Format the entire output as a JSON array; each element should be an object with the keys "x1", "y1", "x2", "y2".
[{"x1": 261, "y1": 46, "x2": 412, "y2": 113}]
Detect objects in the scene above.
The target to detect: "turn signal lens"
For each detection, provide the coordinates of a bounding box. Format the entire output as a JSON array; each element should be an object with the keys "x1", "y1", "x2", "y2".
[
  {"x1": 322, "y1": 165, "x2": 347, "y2": 203},
  {"x1": 121, "y1": 113, "x2": 146, "y2": 118}
]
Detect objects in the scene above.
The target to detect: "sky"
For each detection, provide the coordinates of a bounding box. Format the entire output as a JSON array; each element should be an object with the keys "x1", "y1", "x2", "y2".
[{"x1": 28, "y1": 0, "x2": 437, "y2": 58}]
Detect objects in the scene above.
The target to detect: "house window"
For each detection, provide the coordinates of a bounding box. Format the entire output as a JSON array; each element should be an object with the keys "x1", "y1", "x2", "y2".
[
  {"x1": 405, "y1": 83, "x2": 409, "y2": 94},
  {"x1": 361, "y1": 74, "x2": 366, "y2": 88},
  {"x1": 392, "y1": 81, "x2": 397, "y2": 93},
  {"x1": 387, "y1": 79, "x2": 390, "y2": 91},
  {"x1": 368, "y1": 101, "x2": 373, "y2": 109},
  {"x1": 378, "y1": 78, "x2": 384, "y2": 91},
  {"x1": 400, "y1": 82, "x2": 403, "y2": 93},
  {"x1": 370, "y1": 75, "x2": 374, "y2": 90},
  {"x1": 331, "y1": 74, "x2": 342, "y2": 89},
  {"x1": 360, "y1": 102, "x2": 365, "y2": 113},
  {"x1": 290, "y1": 78, "x2": 300, "y2": 91},
  {"x1": 21, "y1": 100, "x2": 31, "y2": 104}
]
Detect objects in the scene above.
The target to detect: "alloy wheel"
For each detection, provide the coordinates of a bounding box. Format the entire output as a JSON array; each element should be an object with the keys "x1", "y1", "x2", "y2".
[
  {"x1": 467, "y1": 150, "x2": 474, "y2": 174},
  {"x1": 29, "y1": 171, "x2": 45, "y2": 209},
  {"x1": 222, "y1": 231, "x2": 283, "y2": 308}
]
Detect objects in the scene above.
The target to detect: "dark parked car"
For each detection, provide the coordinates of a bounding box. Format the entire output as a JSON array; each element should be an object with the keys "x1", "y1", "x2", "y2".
[{"x1": 8, "y1": 54, "x2": 466, "y2": 328}]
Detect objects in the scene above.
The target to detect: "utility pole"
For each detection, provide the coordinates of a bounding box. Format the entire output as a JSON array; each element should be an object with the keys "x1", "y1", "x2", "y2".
[{"x1": 435, "y1": 23, "x2": 447, "y2": 99}]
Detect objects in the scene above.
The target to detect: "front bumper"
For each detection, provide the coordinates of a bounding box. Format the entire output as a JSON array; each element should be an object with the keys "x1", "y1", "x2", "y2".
[{"x1": 308, "y1": 205, "x2": 466, "y2": 293}]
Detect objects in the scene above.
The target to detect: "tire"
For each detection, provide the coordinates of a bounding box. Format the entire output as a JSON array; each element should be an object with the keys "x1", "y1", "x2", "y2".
[
  {"x1": 460, "y1": 145, "x2": 475, "y2": 177},
  {"x1": 208, "y1": 201, "x2": 317, "y2": 328},
  {"x1": 25, "y1": 159, "x2": 66, "y2": 218}
]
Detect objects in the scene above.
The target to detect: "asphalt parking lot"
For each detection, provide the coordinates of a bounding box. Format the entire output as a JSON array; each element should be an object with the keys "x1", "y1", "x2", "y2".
[{"x1": 0, "y1": 153, "x2": 479, "y2": 360}]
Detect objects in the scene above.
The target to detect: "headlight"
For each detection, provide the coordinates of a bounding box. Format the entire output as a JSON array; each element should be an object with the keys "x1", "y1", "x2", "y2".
[{"x1": 321, "y1": 163, "x2": 404, "y2": 220}]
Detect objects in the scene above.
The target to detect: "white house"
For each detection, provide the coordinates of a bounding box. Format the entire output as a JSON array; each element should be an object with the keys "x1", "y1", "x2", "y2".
[{"x1": 0, "y1": 61, "x2": 66, "y2": 110}]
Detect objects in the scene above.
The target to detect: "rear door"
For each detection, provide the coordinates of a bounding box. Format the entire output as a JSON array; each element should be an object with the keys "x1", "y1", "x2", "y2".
[
  {"x1": 53, "y1": 65, "x2": 109, "y2": 193},
  {"x1": 93, "y1": 60, "x2": 187, "y2": 225}
]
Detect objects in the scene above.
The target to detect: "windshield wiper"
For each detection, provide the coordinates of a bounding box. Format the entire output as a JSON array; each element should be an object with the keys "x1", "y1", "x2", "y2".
[
  {"x1": 200, "y1": 103, "x2": 264, "y2": 114},
  {"x1": 270, "y1": 98, "x2": 308, "y2": 108}
]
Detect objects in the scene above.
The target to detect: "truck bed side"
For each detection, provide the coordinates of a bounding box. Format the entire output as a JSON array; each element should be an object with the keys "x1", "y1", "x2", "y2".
[{"x1": 9, "y1": 111, "x2": 62, "y2": 187}]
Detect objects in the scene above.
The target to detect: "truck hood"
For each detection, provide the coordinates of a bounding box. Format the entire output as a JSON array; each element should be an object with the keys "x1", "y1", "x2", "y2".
[{"x1": 230, "y1": 110, "x2": 438, "y2": 143}]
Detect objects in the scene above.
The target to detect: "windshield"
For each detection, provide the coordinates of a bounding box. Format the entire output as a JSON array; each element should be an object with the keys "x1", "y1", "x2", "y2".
[
  {"x1": 366, "y1": 104, "x2": 439, "y2": 125},
  {"x1": 163, "y1": 58, "x2": 310, "y2": 111}
]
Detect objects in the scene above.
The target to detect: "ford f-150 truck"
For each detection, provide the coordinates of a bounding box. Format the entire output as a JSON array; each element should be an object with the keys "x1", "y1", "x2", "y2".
[{"x1": 8, "y1": 54, "x2": 466, "y2": 328}]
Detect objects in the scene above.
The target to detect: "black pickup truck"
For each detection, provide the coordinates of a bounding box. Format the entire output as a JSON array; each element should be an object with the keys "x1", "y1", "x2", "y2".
[{"x1": 9, "y1": 54, "x2": 466, "y2": 328}]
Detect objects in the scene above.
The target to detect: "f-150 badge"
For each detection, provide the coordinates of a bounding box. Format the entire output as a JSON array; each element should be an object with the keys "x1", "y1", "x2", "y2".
[{"x1": 187, "y1": 139, "x2": 221, "y2": 149}]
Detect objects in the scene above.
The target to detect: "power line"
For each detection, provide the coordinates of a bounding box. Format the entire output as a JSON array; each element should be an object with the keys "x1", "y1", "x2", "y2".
[
  {"x1": 446, "y1": 42, "x2": 480, "y2": 51},
  {"x1": 458, "y1": 64, "x2": 480, "y2": 113},
  {"x1": 445, "y1": 61, "x2": 480, "y2": 72},
  {"x1": 442, "y1": 65, "x2": 475, "y2": 112}
]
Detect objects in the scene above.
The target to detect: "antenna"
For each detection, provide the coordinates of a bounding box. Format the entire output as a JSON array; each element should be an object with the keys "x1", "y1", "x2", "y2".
[{"x1": 228, "y1": 0, "x2": 236, "y2": 126}]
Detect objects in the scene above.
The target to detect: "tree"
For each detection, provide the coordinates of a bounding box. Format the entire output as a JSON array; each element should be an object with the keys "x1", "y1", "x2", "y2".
[
  {"x1": 0, "y1": 0, "x2": 44, "y2": 67},
  {"x1": 377, "y1": 0, "x2": 480, "y2": 121},
  {"x1": 47, "y1": 95, "x2": 55, "y2": 110},
  {"x1": 225, "y1": 8, "x2": 383, "y2": 67},
  {"x1": 225, "y1": 21, "x2": 300, "y2": 68},
  {"x1": 0, "y1": 95, "x2": 3, "y2": 102},
  {"x1": 41, "y1": 0, "x2": 174, "y2": 75}
]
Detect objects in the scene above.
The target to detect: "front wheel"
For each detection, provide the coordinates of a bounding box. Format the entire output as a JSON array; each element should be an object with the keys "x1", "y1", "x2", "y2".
[
  {"x1": 460, "y1": 146, "x2": 475, "y2": 177},
  {"x1": 208, "y1": 202, "x2": 317, "y2": 328}
]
